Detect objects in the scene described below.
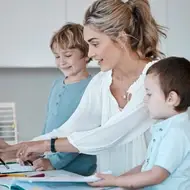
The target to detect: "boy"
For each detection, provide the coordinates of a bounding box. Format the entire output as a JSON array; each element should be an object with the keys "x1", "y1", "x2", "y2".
[
  {"x1": 90, "y1": 57, "x2": 190, "y2": 189},
  {"x1": 32, "y1": 23, "x2": 96, "y2": 176}
]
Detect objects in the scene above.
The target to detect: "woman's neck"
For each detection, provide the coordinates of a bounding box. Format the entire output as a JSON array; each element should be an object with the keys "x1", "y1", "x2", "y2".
[
  {"x1": 64, "y1": 69, "x2": 89, "y2": 84},
  {"x1": 112, "y1": 57, "x2": 149, "y2": 82}
]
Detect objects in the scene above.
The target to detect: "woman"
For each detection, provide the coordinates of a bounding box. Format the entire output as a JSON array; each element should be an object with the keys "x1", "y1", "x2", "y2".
[{"x1": 2, "y1": 0, "x2": 166, "y2": 175}]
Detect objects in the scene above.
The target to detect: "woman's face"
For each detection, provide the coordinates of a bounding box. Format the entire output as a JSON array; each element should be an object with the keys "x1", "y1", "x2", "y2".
[{"x1": 83, "y1": 25, "x2": 123, "y2": 72}]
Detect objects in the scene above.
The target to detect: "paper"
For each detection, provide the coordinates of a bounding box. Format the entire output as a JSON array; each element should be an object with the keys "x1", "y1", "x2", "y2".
[
  {"x1": 0, "y1": 163, "x2": 34, "y2": 174},
  {"x1": 16, "y1": 174, "x2": 102, "y2": 183},
  {"x1": 0, "y1": 171, "x2": 120, "y2": 190},
  {"x1": 16, "y1": 171, "x2": 112, "y2": 183},
  {"x1": 0, "y1": 179, "x2": 120, "y2": 190}
]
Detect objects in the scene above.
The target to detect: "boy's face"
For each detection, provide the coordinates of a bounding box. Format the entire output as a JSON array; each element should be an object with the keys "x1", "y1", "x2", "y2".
[
  {"x1": 53, "y1": 45, "x2": 88, "y2": 77},
  {"x1": 144, "y1": 74, "x2": 178, "y2": 120}
]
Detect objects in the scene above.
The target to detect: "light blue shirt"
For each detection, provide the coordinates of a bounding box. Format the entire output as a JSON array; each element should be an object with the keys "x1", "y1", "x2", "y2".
[
  {"x1": 142, "y1": 112, "x2": 190, "y2": 190},
  {"x1": 42, "y1": 75, "x2": 97, "y2": 176}
]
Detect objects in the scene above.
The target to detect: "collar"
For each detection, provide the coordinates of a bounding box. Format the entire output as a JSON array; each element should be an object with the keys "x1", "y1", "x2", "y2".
[
  {"x1": 62, "y1": 75, "x2": 92, "y2": 86},
  {"x1": 151, "y1": 112, "x2": 189, "y2": 135}
]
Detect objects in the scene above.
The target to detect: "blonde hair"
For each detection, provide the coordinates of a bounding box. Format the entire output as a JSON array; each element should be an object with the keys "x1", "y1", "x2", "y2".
[
  {"x1": 50, "y1": 23, "x2": 89, "y2": 57},
  {"x1": 84, "y1": 0, "x2": 167, "y2": 60}
]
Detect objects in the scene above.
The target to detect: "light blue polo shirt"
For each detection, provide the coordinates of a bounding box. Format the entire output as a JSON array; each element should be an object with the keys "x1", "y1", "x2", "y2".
[
  {"x1": 42, "y1": 75, "x2": 97, "y2": 176},
  {"x1": 141, "y1": 112, "x2": 190, "y2": 190}
]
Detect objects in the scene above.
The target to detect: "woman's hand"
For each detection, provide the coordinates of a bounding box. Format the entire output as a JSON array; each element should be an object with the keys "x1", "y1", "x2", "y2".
[
  {"x1": 33, "y1": 158, "x2": 54, "y2": 171},
  {"x1": 1, "y1": 141, "x2": 49, "y2": 161},
  {"x1": 88, "y1": 173, "x2": 117, "y2": 187},
  {"x1": 16, "y1": 141, "x2": 49, "y2": 160}
]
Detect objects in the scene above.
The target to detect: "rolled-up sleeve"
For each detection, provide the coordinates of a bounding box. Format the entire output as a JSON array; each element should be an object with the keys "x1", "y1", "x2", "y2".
[{"x1": 46, "y1": 152, "x2": 79, "y2": 170}]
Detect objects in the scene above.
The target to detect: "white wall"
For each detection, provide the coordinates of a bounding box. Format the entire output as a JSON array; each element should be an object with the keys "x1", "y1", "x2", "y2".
[
  {"x1": 0, "y1": 0, "x2": 98, "y2": 68},
  {"x1": 0, "y1": 0, "x2": 189, "y2": 68},
  {"x1": 0, "y1": 0, "x2": 67, "y2": 68},
  {"x1": 167, "y1": 0, "x2": 190, "y2": 59}
]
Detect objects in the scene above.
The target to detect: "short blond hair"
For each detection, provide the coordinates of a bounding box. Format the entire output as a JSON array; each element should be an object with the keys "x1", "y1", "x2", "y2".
[
  {"x1": 50, "y1": 23, "x2": 89, "y2": 57},
  {"x1": 84, "y1": 0, "x2": 167, "y2": 60}
]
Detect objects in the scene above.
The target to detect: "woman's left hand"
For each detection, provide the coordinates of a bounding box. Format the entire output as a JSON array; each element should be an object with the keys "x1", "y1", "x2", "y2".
[{"x1": 88, "y1": 173, "x2": 117, "y2": 187}]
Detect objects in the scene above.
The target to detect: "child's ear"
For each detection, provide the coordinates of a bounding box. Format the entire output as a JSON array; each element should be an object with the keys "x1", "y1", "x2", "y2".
[{"x1": 167, "y1": 91, "x2": 181, "y2": 107}]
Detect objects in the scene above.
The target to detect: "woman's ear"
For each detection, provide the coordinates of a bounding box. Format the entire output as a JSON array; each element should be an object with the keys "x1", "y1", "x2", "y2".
[
  {"x1": 166, "y1": 91, "x2": 181, "y2": 108},
  {"x1": 117, "y1": 31, "x2": 128, "y2": 49}
]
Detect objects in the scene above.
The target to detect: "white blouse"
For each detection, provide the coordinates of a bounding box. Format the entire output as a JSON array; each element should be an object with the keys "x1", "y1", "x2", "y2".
[{"x1": 33, "y1": 61, "x2": 156, "y2": 175}]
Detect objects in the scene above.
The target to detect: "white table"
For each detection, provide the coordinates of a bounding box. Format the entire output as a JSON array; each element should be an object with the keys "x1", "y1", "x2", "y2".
[{"x1": 0, "y1": 170, "x2": 123, "y2": 190}]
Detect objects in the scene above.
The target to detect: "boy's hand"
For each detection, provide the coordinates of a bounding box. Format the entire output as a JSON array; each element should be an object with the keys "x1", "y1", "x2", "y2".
[
  {"x1": 33, "y1": 158, "x2": 54, "y2": 171},
  {"x1": 88, "y1": 173, "x2": 117, "y2": 187}
]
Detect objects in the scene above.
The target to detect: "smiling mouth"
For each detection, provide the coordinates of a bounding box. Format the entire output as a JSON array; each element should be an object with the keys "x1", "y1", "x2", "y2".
[{"x1": 61, "y1": 66, "x2": 72, "y2": 70}]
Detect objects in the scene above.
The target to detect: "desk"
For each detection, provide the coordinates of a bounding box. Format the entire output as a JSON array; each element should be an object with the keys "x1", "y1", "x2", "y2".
[{"x1": 0, "y1": 170, "x2": 123, "y2": 190}]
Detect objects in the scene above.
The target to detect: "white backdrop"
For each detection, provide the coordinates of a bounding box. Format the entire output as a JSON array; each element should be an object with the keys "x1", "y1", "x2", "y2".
[{"x1": 0, "y1": 0, "x2": 189, "y2": 68}]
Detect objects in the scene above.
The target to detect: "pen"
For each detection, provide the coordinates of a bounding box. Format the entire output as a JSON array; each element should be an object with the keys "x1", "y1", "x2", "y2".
[
  {"x1": 23, "y1": 160, "x2": 33, "y2": 166},
  {"x1": 0, "y1": 173, "x2": 45, "y2": 177},
  {"x1": 0, "y1": 173, "x2": 26, "y2": 177},
  {"x1": 0, "y1": 158, "x2": 10, "y2": 169}
]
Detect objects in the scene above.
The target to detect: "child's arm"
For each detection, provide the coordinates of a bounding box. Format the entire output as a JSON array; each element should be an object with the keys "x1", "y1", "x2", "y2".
[
  {"x1": 115, "y1": 166, "x2": 169, "y2": 188},
  {"x1": 89, "y1": 166, "x2": 169, "y2": 188},
  {"x1": 46, "y1": 152, "x2": 79, "y2": 170},
  {"x1": 120, "y1": 163, "x2": 143, "y2": 176}
]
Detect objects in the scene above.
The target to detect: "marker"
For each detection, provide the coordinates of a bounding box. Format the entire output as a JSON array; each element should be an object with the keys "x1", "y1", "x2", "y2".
[
  {"x1": 0, "y1": 173, "x2": 26, "y2": 177},
  {"x1": 29, "y1": 173, "x2": 45, "y2": 177}
]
